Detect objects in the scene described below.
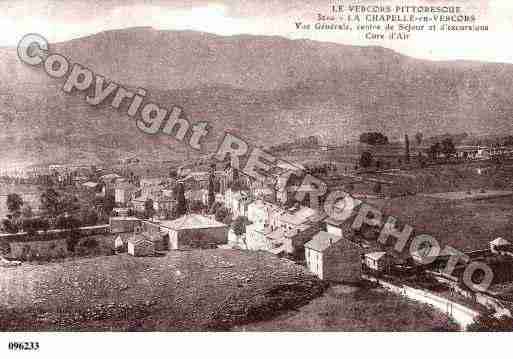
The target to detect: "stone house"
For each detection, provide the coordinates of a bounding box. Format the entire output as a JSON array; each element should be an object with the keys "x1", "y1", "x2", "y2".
[
  {"x1": 159, "y1": 214, "x2": 228, "y2": 250},
  {"x1": 305, "y1": 231, "x2": 361, "y2": 282}
]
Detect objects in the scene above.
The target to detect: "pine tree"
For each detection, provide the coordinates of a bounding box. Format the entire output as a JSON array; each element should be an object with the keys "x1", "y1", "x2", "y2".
[
  {"x1": 405, "y1": 134, "x2": 410, "y2": 163},
  {"x1": 174, "y1": 182, "x2": 186, "y2": 217},
  {"x1": 208, "y1": 170, "x2": 215, "y2": 209}
]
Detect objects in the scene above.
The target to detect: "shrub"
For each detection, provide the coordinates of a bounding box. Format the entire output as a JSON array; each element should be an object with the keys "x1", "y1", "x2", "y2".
[
  {"x1": 83, "y1": 237, "x2": 98, "y2": 249},
  {"x1": 1, "y1": 218, "x2": 19, "y2": 233},
  {"x1": 467, "y1": 314, "x2": 513, "y2": 331},
  {"x1": 22, "y1": 217, "x2": 50, "y2": 235}
]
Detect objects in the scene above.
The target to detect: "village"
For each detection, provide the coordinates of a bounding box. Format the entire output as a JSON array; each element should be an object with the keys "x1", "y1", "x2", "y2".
[{"x1": 3, "y1": 132, "x2": 513, "y2": 330}]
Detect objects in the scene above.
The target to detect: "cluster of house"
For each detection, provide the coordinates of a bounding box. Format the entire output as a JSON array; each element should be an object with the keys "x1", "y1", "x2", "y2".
[
  {"x1": 104, "y1": 158, "x2": 396, "y2": 283},
  {"x1": 34, "y1": 160, "x2": 391, "y2": 282},
  {"x1": 110, "y1": 213, "x2": 229, "y2": 255}
]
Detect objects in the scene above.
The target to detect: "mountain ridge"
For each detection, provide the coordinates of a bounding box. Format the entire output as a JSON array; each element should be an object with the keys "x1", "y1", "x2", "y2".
[{"x1": 1, "y1": 27, "x2": 513, "y2": 168}]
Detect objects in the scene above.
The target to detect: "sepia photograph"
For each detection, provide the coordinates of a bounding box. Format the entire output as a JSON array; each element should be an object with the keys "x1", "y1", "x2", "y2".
[{"x1": 0, "y1": 0, "x2": 513, "y2": 356}]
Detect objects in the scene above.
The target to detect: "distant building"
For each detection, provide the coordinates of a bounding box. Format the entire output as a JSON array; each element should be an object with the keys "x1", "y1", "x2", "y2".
[
  {"x1": 100, "y1": 174, "x2": 124, "y2": 197},
  {"x1": 109, "y1": 217, "x2": 141, "y2": 234},
  {"x1": 127, "y1": 234, "x2": 154, "y2": 257},
  {"x1": 131, "y1": 194, "x2": 174, "y2": 215},
  {"x1": 82, "y1": 181, "x2": 100, "y2": 191},
  {"x1": 247, "y1": 200, "x2": 281, "y2": 230},
  {"x1": 363, "y1": 251, "x2": 391, "y2": 272},
  {"x1": 305, "y1": 231, "x2": 361, "y2": 282},
  {"x1": 246, "y1": 202, "x2": 325, "y2": 258},
  {"x1": 141, "y1": 220, "x2": 168, "y2": 251},
  {"x1": 139, "y1": 178, "x2": 164, "y2": 195},
  {"x1": 112, "y1": 207, "x2": 130, "y2": 217},
  {"x1": 325, "y1": 215, "x2": 353, "y2": 238},
  {"x1": 159, "y1": 214, "x2": 228, "y2": 250},
  {"x1": 275, "y1": 205, "x2": 326, "y2": 232},
  {"x1": 224, "y1": 188, "x2": 251, "y2": 218},
  {"x1": 245, "y1": 224, "x2": 277, "y2": 251},
  {"x1": 114, "y1": 235, "x2": 125, "y2": 252},
  {"x1": 115, "y1": 182, "x2": 138, "y2": 206},
  {"x1": 490, "y1": 237, "x2": 512, "y2": 254},
  {"x1": 181, "y1": 171, "x2": 210, "y2": 189},
  {"x1": 185, "y1": 188, "x2": 209, "y2": 207}
]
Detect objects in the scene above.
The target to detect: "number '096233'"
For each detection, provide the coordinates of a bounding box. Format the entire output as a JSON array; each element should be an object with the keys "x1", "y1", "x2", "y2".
[{"x1": 8, "y1": 342, "x2": 40, "y2": 350}]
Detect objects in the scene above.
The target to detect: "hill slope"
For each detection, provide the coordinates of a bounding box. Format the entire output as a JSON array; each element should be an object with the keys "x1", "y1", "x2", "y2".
[{"x1": 1, "y1": 27, "x2": 513, "y2": 167}]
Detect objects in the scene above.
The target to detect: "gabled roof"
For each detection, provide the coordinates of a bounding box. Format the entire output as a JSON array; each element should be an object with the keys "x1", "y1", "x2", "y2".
[
  {"x1": 115, "y1": 182, "x2": 138, "y2": 190},
  {"x1": 100, "y1": 173, "x2": 122, "y2": 181},
  {"x1": 140, "y1": 177, "x2": 164, "y2": 184},
  {"x1": 279, "y1": 206, "x2": 324, "y2": 226},
  {"x1": 491, "y1": 237, "x2": 511, "y2": 246},
  {"x1": 128, "y1": 234, "x2": 153, "y2": 246},
  {"x1": 266, "y1": 228, "x2": 287, "y2": 242},
  {"x1": 365, "y1": 251, "x2": 388, "y2": 261},
  {"x1": 160, "y1": 214, "x2": 227, "y2": 230},
  {"x1": 305, "y1": 231, "x2": 342, "y2": 252}
]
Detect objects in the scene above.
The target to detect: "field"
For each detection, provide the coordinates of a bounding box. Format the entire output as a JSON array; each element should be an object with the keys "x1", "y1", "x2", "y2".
[
  {"x1": 0, "y1": 249, "x2": 325, "y2": 331},
  {"x1": 0, "y1": 248, "x2": 463, "y2": 331},
  {"x1": 367, "y1": 195, "x2": 513, "y2": 253},
  {"x1": 235, "y1": 283, "x2": 458, "y2": 331},
  {"x1": 329, "y1": 160, "x2": 513, "y2": 253}
]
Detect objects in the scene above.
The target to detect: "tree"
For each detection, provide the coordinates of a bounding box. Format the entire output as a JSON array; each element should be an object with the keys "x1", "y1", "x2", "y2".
[
  {"x1": 188, "y1": 200, "x2": 204, "y2": 213},
  {"x1": 441, "y1": 138, "x2": 456, "y2": 158},
  {"x1": 215, "y1": 206, "x2": 230, "y2": 224},
  {"x1": 208, "y1": 170, "x2": 215, "y2": 209},
  {"x1": 21, "y1": 204, "x2": 33, "y2": 219},
  {"x1": 359, "y1": 132, "x2": 389, "y2": 145},
  {"x1": 60, "y1": 193, "x2": 80, "y2": 214},
  {"x1": 174, "y1": 182, "x2": 187, "y2": 217},
  {"x1": 231, "y1": 216, "x2": 249, "y2": 249},
  {"x1": 79, "y1": 208, "x2": 99, "y2": 226},
  {"x1": 56, "y1": 215, "x2": 81, "y2": 230},
  {"x1": 415, "y1": 132, "x2": 423, "y2": 146},
  {"x1": 144, "y1": 198, "x2": 155, "y2": 218},
  {"x1": 56, "y1": 215, "x2": 81, "y2": 252},
  {"x1": 169, "y1": 168, "x2": 178, "y2": 178},
  {"x1": 40, "y1": 188, "x2": 60, "y2": 217},
  {"x1": 359, "y1": 151, "x2": 373, "y2": 168},
  {"x1": 1, "y1": 218, "x2": 19, "y2": 233},
  {"x1": 404, "y1": 134, "x2": 410, "y2": 163},
  {"x1": 231, "y1": 216, "x2": 248, "y2": 237},
  {"x1": 429, "y1": 142, "x2": 442, "y2": 160},
  {"x1": 103, "y1": 195, "x2": 116, "y2": 216},
  {"x1": 467, "y1": 314, "x2": 513, "y2": 331},
  {"x1": 22, "y1": 217, "x2": 49, "y2": 235},
  {"x1": 503, "y1": 135, "x2": 513, "y2": 146},
  {"x1": 6, "y1": 193, "x2": 23, "y2": 214},
  {"x1": 208, "y1": 201, "x2": 221, "y2": 215}
]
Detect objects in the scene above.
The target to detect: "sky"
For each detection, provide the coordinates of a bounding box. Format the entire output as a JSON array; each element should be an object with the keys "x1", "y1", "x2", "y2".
[{"x1": 0, "y1": 0, "x2": 512, "y2": 63}]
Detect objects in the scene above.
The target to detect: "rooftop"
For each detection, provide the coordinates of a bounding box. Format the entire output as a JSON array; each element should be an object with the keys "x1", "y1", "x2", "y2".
[
  {"x1": 491, "y1": 237, "x2": 511, "y2": 246},
  {"x1": 160, "y1": 214, "x2": 227, "y2": 230},
  {"x1": 279, "y1": 206, "x2": 324, "y2": 226},
  {"x1": 266, "y1": 228, "x2": 287, "y2": 242},
  {"x1": 365, "y1": 251, "x2": 388, "y2": 261},
  {"x1": 100, "y1": 173, "x2": 122, "y2": 181},
  {"x1": 305, "y1": 231, "x2": 342, "y2": 252},
  {"x1": 127, "y1": 234, "x2": 154, "y2": 245}
]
